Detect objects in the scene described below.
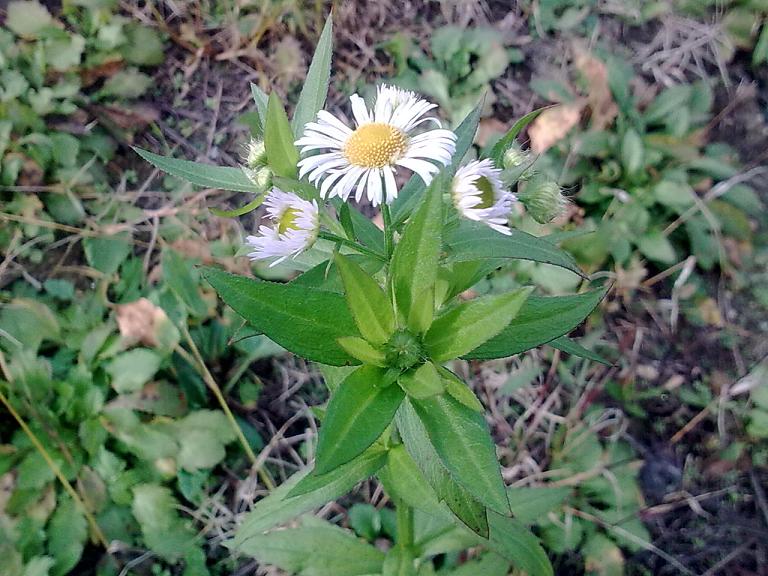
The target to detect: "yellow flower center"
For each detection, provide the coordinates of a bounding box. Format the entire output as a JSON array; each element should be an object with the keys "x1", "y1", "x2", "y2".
[
  {"x1": 344, "y1": 123, "x2": 408, "y2": 168},
  {"x1": 474, "y1": 176, "x2": 497, "y2": 209},
  {"x1": 277, "y1": 207, "x2": 299, "y2": 234}
]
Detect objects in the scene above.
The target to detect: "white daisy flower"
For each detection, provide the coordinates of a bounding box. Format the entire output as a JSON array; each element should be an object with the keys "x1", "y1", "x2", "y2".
[
  {"x1": 295, "y1": 84, "x2": 457, "y2": 206},
  {"x1": 246, "y1": 188, "x2": 319, "y2": 267},
  {"x1": 452, "y1": 159, "x2": 516, "y2": 236}
]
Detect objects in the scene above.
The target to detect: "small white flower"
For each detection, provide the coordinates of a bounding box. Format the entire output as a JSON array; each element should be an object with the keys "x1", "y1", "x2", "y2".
[
  {"x1": 246, "y1": 188, "x2": 319, "y2": 267},
  {"x1": 452, "y1": 159, "x2": 516, "y2": 236},
  {"x1": 295, "y1": 84, "x2": 457, "y2": 206}
]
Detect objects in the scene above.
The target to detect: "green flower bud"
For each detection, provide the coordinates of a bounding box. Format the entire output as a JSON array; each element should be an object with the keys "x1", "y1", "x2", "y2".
[
  {"x1": 385, "y1": 330, "x2": 424, "y2": 371},
  {"x1": 502, "y1": 144, "x2": 529, "y2": 170},
  {"x1": 242, "y1": 165, "x2": 273, "y2": 191},
  {"x1": 245, "y1": 138, "x2": 267, "y2": 168},
  {"x1": 518, "y1": 177, "x2": 568, "y2": 224}
]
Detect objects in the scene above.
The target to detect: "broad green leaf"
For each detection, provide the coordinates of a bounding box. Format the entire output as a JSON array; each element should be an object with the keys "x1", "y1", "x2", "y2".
[
  {"x1": 390, "y1": 179, "x2": 443, "y2": 324},
  {"x1": 173, "y1": 410, "x2": 237, "y2": 472},
  {"x1": 203, "y1": 267, "x2": 359, "y2": 366},
  {"x1": 315, "y1": 366, "x2": 404, "y2": 474},
  {"x1": 292, "y1": 16, "x2": 333, "y2": 137},
  {"x1": 583, "y1": 534, "x2": 624, "y2": 576},
  {"x1": 424, "y1": 287, "x2": 532, "y2": 361},
  {"x1": 450, "y1": 553, "x2": 511, "y2": 576},
  {"x1": 637, "y1": 229, "x2": 676, "y2": 264},
  {"x1": 291, "y1": 255, "x2": 384, "y2": 294},
  {"x1": 506, "y1": 486, "x2": 570, "y2": 524},
  {"x1": 237, "y1": 519, "x2": 385, "y2": 576},
  {"x1": 22, "y1": 557, "x2": 54, "y2": 576},
  {"x1": 398, "y1": 362, "x2": 444, "y2": 399},
  {"x1": 133, "y1": 148, "x2": 260, "y2": 193},
  {"x1": 489, "y1": 107, "x2": 548, "y2": 166},
  {"x1": 250, "y1": 83, "x2": 269, "y2": 127},
  {"x1": 162, "y1": 249, "x2": 208, "y2": 317},
  {"x1": 550, "y1": 336, "x2": 612, "y2": 366},
  {"x1": 132, "y1": 484, "x2": 197, "y2": 562},
  {"x1": 396, "y1": 400, "x2": 489, "y2": 537},
  {"x1": 232, "y1": 449, "x2": 386, "y2": 547},
  {"x1": 464, "y1": 288, "x2": 608, "y2": 360},
  {"x1": 335, "y1": 253, "x2": 394, "y2": 344},
  {"x1": 382, "y1": 547, "x2": 416, "y2": 576},
  {"x1": 377, "y1": 445, "x2": 442, "y2": 516},
  {"x1": 347, "y1": 203, "x2": 386, "y2": 253},
  {"x1": 106, "y1": 348, "x2": 162, "y2": 393},
  {"x1": 487, "y1": 513, "x2": 553, "y2": 576},
  {"x1": 391, "y1": 103, "x2": 482, "y2": 226},
  {"x1": 265, "y1": 93, "x2": 299, "y2": 178},
  {"x1": 83, "y1": 233, "x2": 132, "y2": 276},
  {"x1": 48, "y1": 497, "x2": 87, "y2": 576},
  {"x1": 443, "y1": 220, "x2": 585, "y2": 277},
  {"x1": 7, "y1": 1, "x2": 52, "y2": 38},
  {"x1": 411, "y1": 394, "x2": 508, "y2": 515},
  {"x1": 620, "y1": 129, "x2": 644, "y2": 175},
  {"x1": 439, "y1": 367, "x2": 484, "y2": 412},
  {"x1": 337, "y1": 337, "x2": 386, "y2": 366}
]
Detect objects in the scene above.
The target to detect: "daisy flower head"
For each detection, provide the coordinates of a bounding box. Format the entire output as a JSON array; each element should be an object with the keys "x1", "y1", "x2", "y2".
[
  {"x1": 246, "y1": 188, "x2": 319, "y2": 267},
  {"x1": 452, "y1": 159, "x2": 516, "y2": 236},
  {"x1": 295, "y1": 84, "x2": 457, "y2": 207}
]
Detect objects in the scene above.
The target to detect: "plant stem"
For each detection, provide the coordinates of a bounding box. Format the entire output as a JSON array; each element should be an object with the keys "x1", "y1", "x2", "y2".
[
  {"x1": 381, "y1": 204, "x2": 394, "y2": 259},
  {"x1": 318, "y1": 231, "x2": 386, "y2": 261},
  {"x1": 177, "y1": 326, "x2": 275, "y2": 490},
  {"x1": 395, "y1": 499, "x2": 414, "y2": 551},
  {"x1": 0, "y1": 388, "x2": 109, "y2": 549}
]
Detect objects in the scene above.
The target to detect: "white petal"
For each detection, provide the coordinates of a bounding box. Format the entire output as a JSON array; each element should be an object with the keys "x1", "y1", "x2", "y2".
[
  {"x1": 382, "y1": 166, "x2": 398, "y2": 204},
  {"x1": 350, "y1": 94, "x2": 371, "y2": 126},
  {"x1": 367, "y1": 170, "x2": 383, "y2": 206},
  {"x1": 396, "y1": 157, "x2": 439, "y2": 185}
]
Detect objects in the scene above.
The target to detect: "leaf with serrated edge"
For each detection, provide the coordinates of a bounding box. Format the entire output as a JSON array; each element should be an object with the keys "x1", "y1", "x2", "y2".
[
  {"x1": 315, "y1": 365, "x2": 405, "y2": 474},
  {"x1": 464, "y1": 287, "x2": 609, "y2": 360},
  {"x1": 292, "y1": 16, "x2": 333, "y2": 138},
  {"x1": 425, "y1": 287, "x2": 532, "y2": 361},
  {"x1": 203, "y1": 267, "x2": 359, "y2": 366}
]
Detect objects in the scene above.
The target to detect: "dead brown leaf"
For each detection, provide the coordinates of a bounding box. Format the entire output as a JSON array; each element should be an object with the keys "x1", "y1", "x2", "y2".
[
  {"x1": 529, "y1": 103, "x2": 584, "y2": 154},
  {"x1": 116, "y1": 298, "x2": 169, "y2": 348},
  {"x1": 573, "y1": 47, "x2": 618, "y2": 130}
]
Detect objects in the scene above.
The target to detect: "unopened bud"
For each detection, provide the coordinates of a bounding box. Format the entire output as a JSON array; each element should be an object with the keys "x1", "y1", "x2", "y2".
[
  {"x1": 502, "y1": 144, "x2": 529, "y2": 170},
  {"x1": 244, "y1": 138, "x2": 267, "y2": 168},
  {"x1": 518, "y1": 177, "x2": 568, "y2": 224},
  {"x1": 242, "y1": 165, "x2": 273, "y2": 191}
]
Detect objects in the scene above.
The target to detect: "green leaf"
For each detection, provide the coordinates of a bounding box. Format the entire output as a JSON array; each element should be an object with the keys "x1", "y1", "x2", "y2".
[
  {"x1": 292, "y1": 16, "x2": 333, "y2": 138},
  {"x1": 550, "y1": 336, "x2": 612, "y2": 366},
  {"x1": 162, "y1": 249, "x2": 208, "y2": 318},
  {"x1": 22, "y1": 557, "x2": 55, "y2": 576},
  {"x1": 390, "y1": 179, "x2": 443, "y2": 325},
  {"x1": 411, "y1": 394, "x2": 509, "y2": 515},
  {"x1": 506, "y1": 486, "x2": 570, "y2": 524},
  {"x1": 237, "y1": 519, "x2": 385, "y2": 576},
  {"x1": 425, "y1": 287, "x2": 532, "y2": 361},
  {"x1": 637, "y1": 229, "x2": 676, "y2": 264},
  {"x1": 7, "y1": 1, "x2": 52, "y2": 38},
  {"x1": 398, "y1": 362, "x2": 444, "y2": 399},
  {"x1": 250, "y1": 83, "x2": 269, "y2": 128},
  {"x1": 439, "y1": 367, "x2": 484, "y2": 412},
  {"x1": 489, "y1": 107, "x2": 548, "y2": 166},
  {"x1": 132, "y1": 484, "x2": 197, "y2": 562},
  {"x1": 450, "y1": 553, "x2": 511, "y2": 576},
  {"x1": 620, "y1": 129, "x2": 644, "y2": 175},
  {"x1": 83, "y1": 233, "x2": 132, "y2": 275},
  {"x1": 106, "y1": 348, "x2": 162, "y2": 393},
  {"x1": 337, "y1": 337, "x2": 386, "y2": 366},
  {"x1": 48, "y1": 497, "x2": 87, "y2": 576},
  {"x1": 133, "y1": 147, "x2": 260, "y2": 193},
  {"x1": 382, "y1": 547, "x2": 416, "y2": 576},
  {"x1": 443, "y1": 220, "x2": 585, "y2": 277},
  {"x1": 203, "y1": 267, "x2": 360, "y2": 366},
  {"x1": 173, "y1": 410, "x2": 237, "y2": 472},
  {"x1": 335, "y1": 253, "x2": 394, "y2": 344},
  {"x1": 265, "y1": 93, "x2": 299, "y2": 178},
  {"x1": 487, "y1": 513, "x2": 553, "y2": 576},
  {"x1": 315, "y1": 366, "x2": 405, "y2": 474},
  {"x1": 464, "y1": 288, "x2": 608, "y2": 360},
  {"x1": 377, "y1": 445, "x2": 442, "y2": 516}
]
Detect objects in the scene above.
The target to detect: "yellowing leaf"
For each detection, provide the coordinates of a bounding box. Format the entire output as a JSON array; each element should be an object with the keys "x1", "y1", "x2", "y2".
[{"x1": 529, "y1": 103, "x2": 584, "y2": 154}]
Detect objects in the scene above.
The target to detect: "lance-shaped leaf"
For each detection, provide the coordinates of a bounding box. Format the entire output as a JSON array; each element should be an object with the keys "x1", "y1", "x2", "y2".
[
  {"x1": 550, "y1": 335, "x2": 612, "y2": 366},
  {"x1": 396, "y1": 399, "x2": 489, "y2": 537},
  {"x1": 133, "y1": 147, "x2": 260, "y2": 193},
  {"x1": 391, "y1": 103, "x2": 482, "y2": 226},
  {"x1": 265, "y1": 93, "x2": 299, "y2": 178},
  {"x1": 250, "y1": 82, "x2": 268, "y2": 127},
  {"x1": 377, "y1": 444, "x2": 443, "y2": 516},
  {"x1": 292, "y1": 16, "x2": 333, "y2": 138},
  {"x1": 232, "y1": 448, "x2": 387, "y2": 545},
  {"x1": 463, "y1": 287, "x2": 609, "y2": 360},
  {"x1": 237, "y1": 518, "x2": 385, "y2": 576},
  {"x1": 411, "y1": 394, "x2": 509, "y2": 515},
  {"x1": 398, "y1": 361, "x2": 444, "y2": 399},
  {"x1": 424, "y1": 287, "x2": 532, "y2": 362},
  {"x1": 443, "y1": 220, "x2": 585, "y2": 277},
  {"x1": 203, "y1": 267, "x2": 359, "y2": 366},
  {"x1": 486, "y1": 513, "x2": 553, "y2": 576},
  {"x1": 488, "y1": 107, "x2": 549, "y2": 166},
  {"x1": 315, "y1": 366, "x2": 405, "y2": 474},
  {"x1": 390, "y1": 178, "x2": 443, "y2": 325},
  {"x1": 335, "y1": 253, "x2": 394, "y2": 344}
]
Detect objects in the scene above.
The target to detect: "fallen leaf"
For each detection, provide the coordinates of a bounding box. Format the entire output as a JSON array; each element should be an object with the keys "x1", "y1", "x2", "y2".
[
  {"x1": 574, "y1": 47, "x2": 618, "y2": 130},
  {"x1": 477, "y1": 117, "x2": 508, "y2": 148},
  {"x1": 529, "y1": 103, "x2": 584, "y2": 154},
  {"x1": 116, "y1": 298, "x2": 175, "y2": 349}
]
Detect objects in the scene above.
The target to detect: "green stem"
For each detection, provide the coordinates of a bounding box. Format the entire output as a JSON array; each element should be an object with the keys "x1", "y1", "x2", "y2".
[
  {"x1": 318, "y1": 231, "x2": 386, "y2": 261},
  {"x1": 382, "y1": 204, "x2": 394, "y2": 259},
  {"x1": 395, "y1": 499, "x2": 414, "y2": 551}
]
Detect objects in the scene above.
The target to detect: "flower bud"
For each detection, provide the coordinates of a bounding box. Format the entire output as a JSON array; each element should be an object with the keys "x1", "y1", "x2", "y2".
[
  {"x1": 518, "y1": 176, "x2": 568, "y2": 224},
  {"x1": 245, "y1": 138, "x2": 267, "y2": 168},
  {"x1": 243, "y1": 165, "x2": 273, "y2": 191},
  {"x1": 502, "y1": 144, "x2": 529, "y2": 170}
]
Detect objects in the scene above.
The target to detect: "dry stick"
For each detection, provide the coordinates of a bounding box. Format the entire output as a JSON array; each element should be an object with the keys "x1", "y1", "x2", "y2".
[
  {"x1": 0, "y1": 389, "x2": 109, "y2": 549},
  {"x1": 176, "y1": 326, "x2": 275, "y2": 491}
]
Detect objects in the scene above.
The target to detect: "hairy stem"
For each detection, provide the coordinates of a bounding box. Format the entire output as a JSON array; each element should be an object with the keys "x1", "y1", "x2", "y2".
[{"x1": 382, "y1": 204, "x2": 394, "y2": 259}]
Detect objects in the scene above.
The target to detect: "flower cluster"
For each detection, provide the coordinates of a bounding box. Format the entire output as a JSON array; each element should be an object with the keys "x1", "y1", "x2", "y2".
[{"x1": 246, "y1": 84, "x2": 530, "y2": 266}]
